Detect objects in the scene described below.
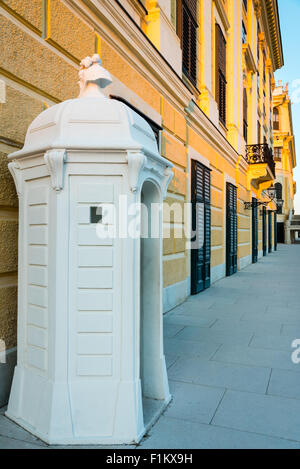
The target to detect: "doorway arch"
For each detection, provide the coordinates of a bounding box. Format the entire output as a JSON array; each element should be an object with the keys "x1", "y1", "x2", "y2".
[{"x1": 139, "y1": 180, "x2": 167, "y2": 425}]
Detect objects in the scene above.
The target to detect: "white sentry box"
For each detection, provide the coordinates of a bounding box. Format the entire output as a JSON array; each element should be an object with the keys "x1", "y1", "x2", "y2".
[{"x1": 6, "y1": 63, "x2": 173, "y2": 445}]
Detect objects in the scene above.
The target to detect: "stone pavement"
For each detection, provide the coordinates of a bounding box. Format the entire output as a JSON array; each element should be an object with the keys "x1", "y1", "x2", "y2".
[{"x1": 1, "y1": 244, "x2": 300, "y2": 449}]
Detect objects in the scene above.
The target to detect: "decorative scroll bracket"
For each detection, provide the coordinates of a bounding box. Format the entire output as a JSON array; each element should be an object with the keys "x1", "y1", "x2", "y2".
[
  {"x1": 8, "y1": 161, "x2": 22, "y2": 197},
  {"x1": 162, "y1": 166, "x2": 174, "y2": 200},
  {"x1": 127, "y1": 151, "x2": 147, "y2": 193},
  {"x1": 44, "y1": 149, "x2": 67, "y2": 192}
]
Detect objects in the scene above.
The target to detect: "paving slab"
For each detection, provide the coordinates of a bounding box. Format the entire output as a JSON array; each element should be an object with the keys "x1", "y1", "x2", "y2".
[
  {"x1": 165, "y1": 354, "x2": 179, "y2": 369},
  {"x1": 212, "y1": 389, "x2": 300, "y2": 443},
  {"x1": 210, "y1": 318, "x2": 282, "y2": 335},
  {"x1": 265, "y1": 305, "x2": 300, "y2": 315},
  {"x1": 246, "y1": 312, "x2": 300, "y2": 325},
  {"x1": 0, "y1": 435, "x2": 45, "y2": 449},
  {"x1": 168, "y1": 357, "x2": 270, "y2": 393},
  {"x1": 176, "y1": 325, "x2": 254, "y2": 346},
  {"x1": 281, "y1": 324, "x2": 300, "y2": 337},
  {"x1": 163, "y1": 323, "x2": 185, "y2": 339},
  {"x1": 165, "y1": 337, "x2": 221, "y2": 360},
  {"x1": 250, "y1": 332, "x2": 297, "y2": 352},
  {"x1": 140, "y1": 416, "x2": 300, "y2": 449},
  {"x1": 164, "y1": 380, "x2": 225, "y2": 425},
  {"x1": 0, "y1": 414, "x2": 46, "y2": 447},
  {"x1": 164, "y1": 315, "x2": 216, "y2": 327},
  {"x1": 212, "y1": 344, "x2": 298, "y2": 372},
  {"x1": 268, "y1": 368, "x2": 300, "y2": 400}
]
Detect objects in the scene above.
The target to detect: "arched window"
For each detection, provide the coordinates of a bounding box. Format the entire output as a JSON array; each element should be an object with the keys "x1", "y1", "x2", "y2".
[
  {"x1": 273, "y1": 108, "x2": 280, "y2": 130},
  {"x1": 275, "y1": 182, "x2": 283, "y2": 199}
]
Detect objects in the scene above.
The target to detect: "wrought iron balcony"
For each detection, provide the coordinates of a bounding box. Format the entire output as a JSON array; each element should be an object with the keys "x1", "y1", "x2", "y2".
[{"x1": 245, "y1": 144, "x2": 276, "y2": 179}]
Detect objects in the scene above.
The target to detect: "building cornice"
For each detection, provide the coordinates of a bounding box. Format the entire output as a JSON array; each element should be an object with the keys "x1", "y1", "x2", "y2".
[
  {"x1": 261, "y1": 0, "x2": 284, "y2": 71},
  {"x1": 186, "y1": 102, "x2": 241, "y2": 169}
]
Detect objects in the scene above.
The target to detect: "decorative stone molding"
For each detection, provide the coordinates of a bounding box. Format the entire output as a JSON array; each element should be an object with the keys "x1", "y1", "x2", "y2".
[
  {"x1": 247, "y1": 164, "x2": 274, "y2": 191},
  {"x1": 258, "y1": 32, "x2": 266, "y2": 48},
  {"x1": 258, "y1": 180, "x2": 274, "y2": 198},
  {"x1": 242, "y1": 44, "x2": 257, "y2": 75},
  {"x1": 79, "y1": 54, "x2": 112, "y2": 98},
  {"x1": 126, "y1": 150, "x2": 173, "y2": 196},
  {"x1": 215, "y1": 0, "x2": 230, "y2": 32},
  {"x1": 162, "y1": 166, "x2": 174, "y2": 199},
  {"x1": 44, "y1": 149, "x2": 67, "y2": 191},
  {"x1": 8, "y1": 161, "x2": 22, "y2": 197},
  {"x1": 127, "y1": 151, "x2": 147, "y2": 192},
  {"x1": 145, "y1": 0, "x2": 182, "y2": 74},
  {"x1": 253, "y1": 0, "x2": 262, "y2": 18},
  {"x1": 266, "y1": 57, "x2": 272, "y2": 73}
]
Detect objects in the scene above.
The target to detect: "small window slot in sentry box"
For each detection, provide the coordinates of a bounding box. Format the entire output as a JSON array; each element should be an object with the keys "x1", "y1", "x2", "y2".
[{"x1": 90, "y1": 207, "x2": 102, "y2": 224}]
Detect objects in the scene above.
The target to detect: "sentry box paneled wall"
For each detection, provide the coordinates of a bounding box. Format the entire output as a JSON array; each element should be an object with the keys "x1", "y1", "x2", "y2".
[{"x1": 6, "y1": 57, "x2": 173, "y2": 445}]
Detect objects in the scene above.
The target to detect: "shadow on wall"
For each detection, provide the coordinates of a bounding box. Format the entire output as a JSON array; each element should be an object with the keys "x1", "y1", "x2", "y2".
[{"x1": 0, "y1": 343, "x2": 17, "y2": 407}]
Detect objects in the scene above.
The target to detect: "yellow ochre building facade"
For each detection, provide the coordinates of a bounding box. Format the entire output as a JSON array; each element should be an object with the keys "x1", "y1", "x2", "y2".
[
  {"x1": 0, "y1": 0, "x2": 286, "y2": 405},
  {"x1": 273, "y1": 81, "x2": 297, "y2": 244}
]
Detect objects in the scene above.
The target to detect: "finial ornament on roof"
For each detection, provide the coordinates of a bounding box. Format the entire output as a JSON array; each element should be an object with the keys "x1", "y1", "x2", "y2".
[{"x1": 78, "y1": 54, "x2": 112, "y2": 98}]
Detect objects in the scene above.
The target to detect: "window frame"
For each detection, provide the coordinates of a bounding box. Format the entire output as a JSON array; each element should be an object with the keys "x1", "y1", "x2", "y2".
[
  {"x1": 274, "y1": 147, "x2": 282, "y2": 161},
  {"x1": 215, "y1": 23, "x2": 227, "y2": 127},
  {"x1": 177, "y1": 0, "x2": 199, "y2": 87},
  {"x1": 273, "y1": 107, "x2": 280, "y2": 131}
]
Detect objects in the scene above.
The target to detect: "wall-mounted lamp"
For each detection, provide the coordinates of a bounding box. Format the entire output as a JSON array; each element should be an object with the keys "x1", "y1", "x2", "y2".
[
  {"x1": 276, "y1": 199, "x2": 284, "y2": 210},
  {"x1": 244, "y1": 186, "x2": 280, "y2": 210}
]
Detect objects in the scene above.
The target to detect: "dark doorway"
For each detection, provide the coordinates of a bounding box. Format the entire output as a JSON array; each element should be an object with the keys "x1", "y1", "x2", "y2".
[
  {"x1": 191, "y1": 160, "x2": 211, "y2": 295},
  {"x1": 277, "y1": 222, "x2": 285, "y2": 243},
  {"x1": 262, "y1": 205, "x2": 267, "y2": 256},
  {"x1": 275, "y1": 183, "x2": 283, "y2": 214},
  {"x1": 140, "y1": 180, "x2": 166, "y2": 423},
  {"x1": 268, "y1": 210, "x2": 272, "y2": 253},
  {"x1": 252, "y1": 198, "x2": 258, "y2": 263},
  {"x1": 274, "y1": 212, "x2": 278, "y2": 251},
  {"x1": 226, "y1": 182, "x2": 237, "y2": 276}
]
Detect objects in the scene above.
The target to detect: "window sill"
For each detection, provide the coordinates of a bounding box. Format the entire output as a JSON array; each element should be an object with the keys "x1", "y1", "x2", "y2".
[
  {"x1": 219, "y1": 120, "x2": 228, "y2": 133},
  {"x1": 182, "y1": 73, "x2": 201, "y2": 98}
]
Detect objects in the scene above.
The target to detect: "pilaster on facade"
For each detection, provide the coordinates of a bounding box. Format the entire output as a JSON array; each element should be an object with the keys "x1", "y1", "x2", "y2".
[
  {"x1": 198, "y1": 0, "x2": 219, "y2": 125},
  {"x1": 144, "y1": 0, "x2": 182, "y2": 75},
  {"x1": 226, "y1": 0, "x2": 244, "y2": 154}
]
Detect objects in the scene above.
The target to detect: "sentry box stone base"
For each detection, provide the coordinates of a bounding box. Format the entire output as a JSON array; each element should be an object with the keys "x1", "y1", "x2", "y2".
[{"x1": 6, "y1": 56, "x2": 173, "y2": 445}]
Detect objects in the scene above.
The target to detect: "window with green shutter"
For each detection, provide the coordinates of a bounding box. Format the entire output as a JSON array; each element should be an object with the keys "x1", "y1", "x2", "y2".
[
  {"x1": 177, "y1": 0, "x2": 198, "y2": 86},
  {"x1": 215, "y1": 24, "x2": 227, "y2": 126}
]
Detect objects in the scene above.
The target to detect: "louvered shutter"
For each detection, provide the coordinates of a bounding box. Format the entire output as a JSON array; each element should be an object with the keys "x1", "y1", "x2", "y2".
[
  {"x1": 179, "y1": 0, "x2": 198, "y2": 86},
  {"x1": 262, "y1": 205, "x2": 267, "y2": 256},
  {"x1": 274, "y1": 212, "x2": 278, "y2": 251},
  {"x1": 268, "y1": 211, "x2": 272, "y2": 253},
  {"x1": 215, "y1": 24, "x2": 227, "y2": 126},
  {"x1": 191, "y1": 160, "x2": 211, "y2": 295},
  {"x1": 252, "y1": 198, "x2": 258, "y2": 263},
  {"x1": 203, "y1": 168, "x2": 211, "y2": 288},
  {"x1": 226, "y1": 183, "x2": 238, "y2": 276},
  {"x1": 215, "y1": 24, "x2": 220, "y2": 106}
]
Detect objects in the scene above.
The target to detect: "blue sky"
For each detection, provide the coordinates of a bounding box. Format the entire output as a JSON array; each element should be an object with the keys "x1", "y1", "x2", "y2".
[{"x1": 275, "y1": 0, "x2": 300, "y2": 213}]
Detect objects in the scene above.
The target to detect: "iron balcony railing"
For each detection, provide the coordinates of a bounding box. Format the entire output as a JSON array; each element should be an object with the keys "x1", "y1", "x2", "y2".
[{"x1": 245, "y1": 143, "x2": 276, "y2": 178}]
